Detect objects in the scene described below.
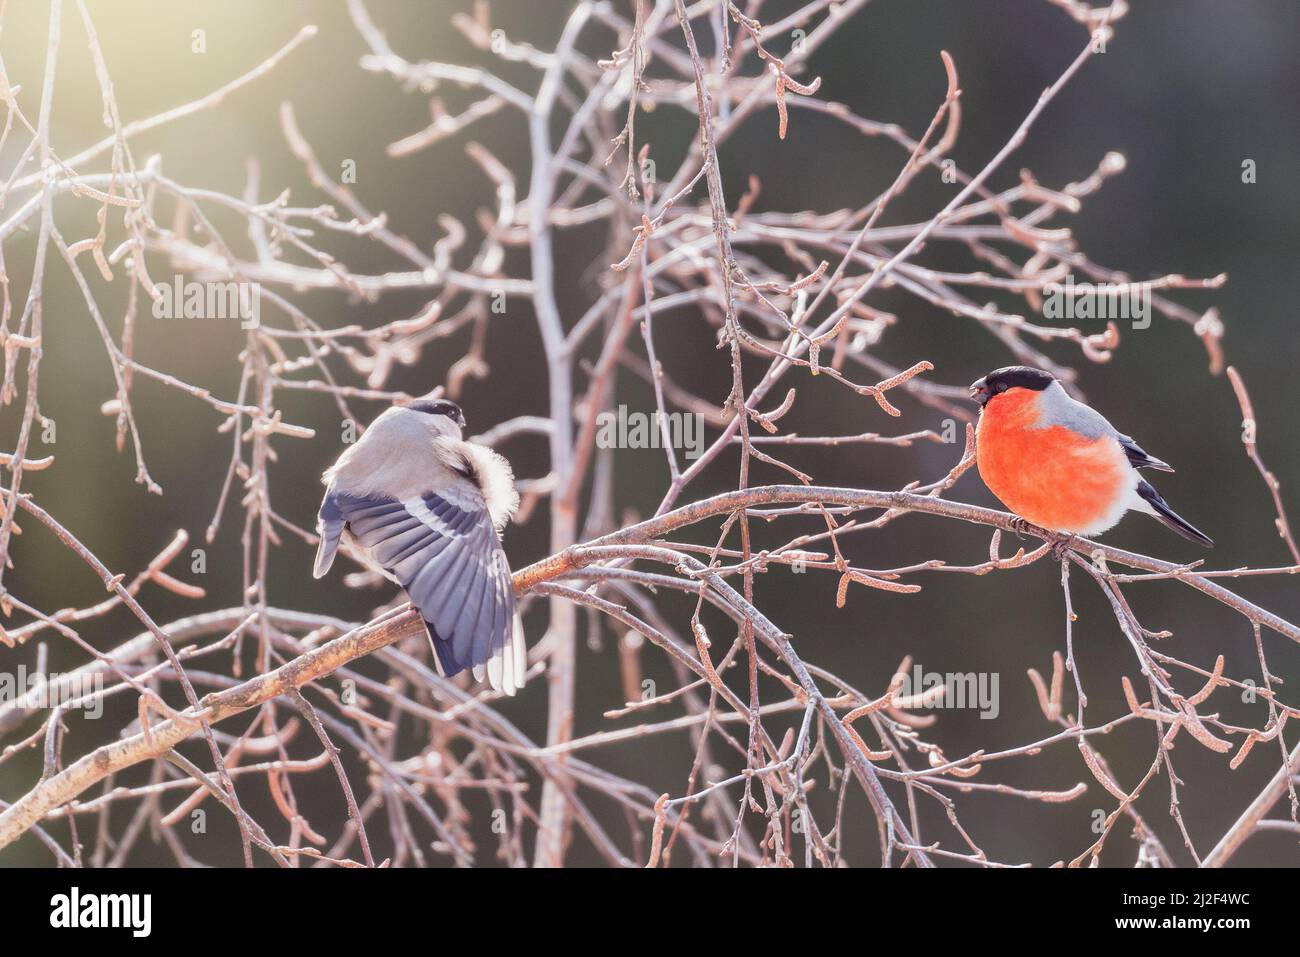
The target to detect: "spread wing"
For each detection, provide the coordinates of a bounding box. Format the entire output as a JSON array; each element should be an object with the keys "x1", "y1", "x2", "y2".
[
  {"x1": 314, "y1": 487, "x2": 523, "y2": 694},
  {"x1": 1117, "y1": 433, "x2": 1173, "y2": 472}
]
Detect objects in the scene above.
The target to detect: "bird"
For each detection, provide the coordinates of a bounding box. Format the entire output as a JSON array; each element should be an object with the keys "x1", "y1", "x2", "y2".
[
  {"x1": 312, "y1": 394, "x2": 526, "y2": 694},
  {"x1": 969, "y1": 365, "x2": 1213, "y2": 548}
]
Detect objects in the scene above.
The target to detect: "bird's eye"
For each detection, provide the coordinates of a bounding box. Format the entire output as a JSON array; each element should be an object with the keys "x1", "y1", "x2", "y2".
[{"x1": 995, "y1": 382, "x2": 1008, "y2": 393}]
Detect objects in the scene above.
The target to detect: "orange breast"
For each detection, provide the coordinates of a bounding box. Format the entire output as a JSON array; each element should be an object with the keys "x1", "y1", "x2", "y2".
[{"x1": 976, "y1": 388, "x2": 1126, "y2": 533}]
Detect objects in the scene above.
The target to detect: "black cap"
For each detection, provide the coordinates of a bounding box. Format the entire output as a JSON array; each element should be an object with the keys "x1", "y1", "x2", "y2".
[{"x1": 407, "y1": 398, "x2": 466, "y2": 428}]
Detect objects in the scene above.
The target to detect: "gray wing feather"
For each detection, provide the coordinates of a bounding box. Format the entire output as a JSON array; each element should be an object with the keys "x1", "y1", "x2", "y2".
[
  {"x1": 419, "y1": 539, "x2": 477, "y2": 660},
  {"x1": 462, "y1": 561, "x2": 492, "y2": 663},
  {"x1": 315, "y1": 488, "x2": 518, "y2": 692},
  {"x1": 462, "y1": 564, "x2": 495, "y2": 681},
  {"x1": 488, "y1": 572, "x2": 510, "y2": 690}
]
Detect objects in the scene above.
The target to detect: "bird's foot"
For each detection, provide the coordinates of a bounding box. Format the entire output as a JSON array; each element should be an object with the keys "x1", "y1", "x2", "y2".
[
  {"x1": 1008, "y1": 516, "x2": 1034, "y2": 539},
  {"x1": 1051, "y1": 533, "x2": 1080, "y2": 561}
]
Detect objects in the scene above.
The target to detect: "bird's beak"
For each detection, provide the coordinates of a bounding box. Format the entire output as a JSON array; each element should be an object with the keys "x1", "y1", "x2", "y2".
[
  {"x1": 969, "y1": 376, "x2": 990, "y2": 405},
  {"x1": 456, "y1": 411, "x2": 467, "y2": 429}
]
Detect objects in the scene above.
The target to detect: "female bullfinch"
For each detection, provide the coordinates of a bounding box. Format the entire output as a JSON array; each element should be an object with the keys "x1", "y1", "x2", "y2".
[
  {"x1": 970, "y1": 366, "x2": 1213, "y2": 547},
  {"x1": 313, "y1": 395, "x2": 526, "y2": 694}
]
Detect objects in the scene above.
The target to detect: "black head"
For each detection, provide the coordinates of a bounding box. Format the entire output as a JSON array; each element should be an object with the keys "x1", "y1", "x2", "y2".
[
  {"x1": 406, "y1": 398, "x2": 466, "y2": 428},
  {"x1": 969, "y1": 366, "x2": 1054, "y2": 407}
]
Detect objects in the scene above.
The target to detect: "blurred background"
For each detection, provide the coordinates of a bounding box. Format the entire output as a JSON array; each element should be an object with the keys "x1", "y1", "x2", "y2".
[{"x1": 1, "y1": 0, "x2": 1297, "y2": 865}]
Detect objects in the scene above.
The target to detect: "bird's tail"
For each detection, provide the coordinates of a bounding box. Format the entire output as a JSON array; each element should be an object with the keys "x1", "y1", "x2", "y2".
[{"x1": 1135, "y1": 480, "x2": 1214, "y2": 548}]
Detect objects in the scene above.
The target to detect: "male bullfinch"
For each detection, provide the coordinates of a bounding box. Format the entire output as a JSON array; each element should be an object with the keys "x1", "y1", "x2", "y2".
[
  {"x1": 970, "y1": 366, "x2": 1213, "y2": 548},
  {"x1": 313, "y1": 394, "x2": 526, "y2": 694}
]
